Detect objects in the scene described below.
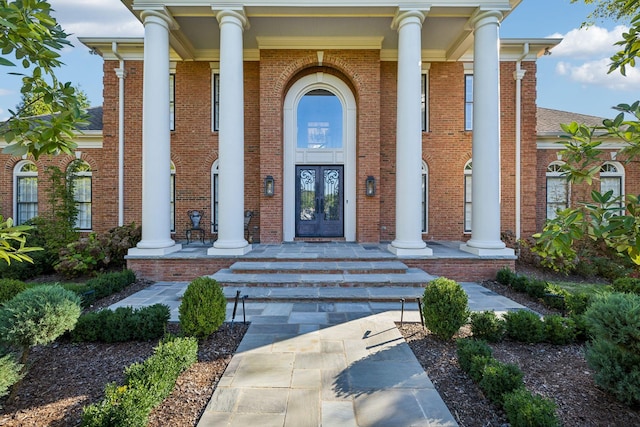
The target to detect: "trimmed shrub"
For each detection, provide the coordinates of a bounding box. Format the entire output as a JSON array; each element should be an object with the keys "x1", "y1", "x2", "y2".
[
  {"x1": 543, "y1": 314, "x2": 576, "y2": 345},
  {"x1": 612, "y1": 277, "x2": 640, "y2": 295},
  {"x1": 503, "y1": 388, "x2": 561, "y2": 427},
  {"x1": 0, "y1": 279, "x2": 27, "y2": 304},
  {"x1": 479, "y1": 359, "x2": 524, "y2": 405},
  {"x1": 82, "y1": 335, "x2": 197, "y2": 427},
  {"x1": 470, "y1": 311, "x2": 505, "y2": 342},
  {"x1": 469, "y1": 355, "x2": 493, "y2": 383},
  {"x1": 179, "y1": 277, "x2": 227, "y2": 339},
  {"x1": 503, "y1": 310, "x2": 546, "y2": 343},
  {"x1": 565, "y1": 292, "x2": 595, "y2": 316},
  {"x1": 0, "y1": 354, "x2": 23, "y2": 405},
  {"x1": 422, "y1": 277, "x2": 469, "y2": 340},
  {"x1": 72, "y1": 304, "x2": 170, "y2": 343},
  {"x1": 525, "y1": 279, "x2": 548, "y2": 299},
  {"x1": 457, "y1": 338, "x2": 492, "y2": 373},
  {"x1": 0, "y1": 285, "x2": 81, "y2": 355},
  {"x1": 542, "y1": 284, "x2": 569, "y2": 311},
  {"x1": 72, "y1": 269, "x2": 137, "y2": 307},
  {"x1": 570, "y1": 313, "x2": 590, "y2": 342},
  {"x1": 496, "y1": 267, "x2": 516, "y2": 286},
  {"x1": 511, "y1": 275, "x2": 530, "y2": 293},
  {"x1": 585, "y1": 292, "x2": 640, "y2": 405}
]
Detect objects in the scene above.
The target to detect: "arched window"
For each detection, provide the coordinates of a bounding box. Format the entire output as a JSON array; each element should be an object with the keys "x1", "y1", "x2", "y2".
[
  {"x1": 211, "y1": 160, "x2": 219, "y2": 233},
  {"x1": 70, "y1": 161, "x2": 92, "y2": 230},
  {"x1": 14, "y1": 161, "x2": 38, "y2": 225},
  {"x1": 422, "y1": 161, "x2": 429, "y2": 233},
  {"x1": 601, "y1": 162, "x2": 625, "y2": 215},
  {"x1": 170, "y1": 162, "x2": 176, "y2": 232},
  {"x1": 464, "y1": 160, "x2": 472, "y2": 232},
  {"x1": 296, "y1": 89, "x2": 343, "y2": 149},
  {"x1": 546, "y1": 161, "x2": 569, "y2": 219}
]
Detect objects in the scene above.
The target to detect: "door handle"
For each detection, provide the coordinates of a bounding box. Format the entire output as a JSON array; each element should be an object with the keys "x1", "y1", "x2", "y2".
[
  {"x1": 320, "y1": 198, "x2": 324, "y2": 213},
  {"x1": 315, "y1": 198, "x2": 320, "y2": 214}
]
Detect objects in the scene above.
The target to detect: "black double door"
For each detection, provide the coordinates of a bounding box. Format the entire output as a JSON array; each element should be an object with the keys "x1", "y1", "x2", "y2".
[{"x1": 295, "y1": 165, "x2": 344, "y2": 237}]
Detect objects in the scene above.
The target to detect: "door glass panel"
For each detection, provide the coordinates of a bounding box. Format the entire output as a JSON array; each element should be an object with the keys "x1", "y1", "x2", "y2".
[
  {"x1": 323, "y1": 168, "x2": 340, "y2": 221},
  {"x1": 299, "y1": 168, "x2": 316, "y2": 221},
  {"x1": 297, "y1": 89, "x2": 343, "y2": 149}
]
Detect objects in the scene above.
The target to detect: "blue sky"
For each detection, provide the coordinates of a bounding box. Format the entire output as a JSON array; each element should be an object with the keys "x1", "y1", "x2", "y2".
[{"x1": 1, "y1": 0, "x2": 638, "y2": 121}]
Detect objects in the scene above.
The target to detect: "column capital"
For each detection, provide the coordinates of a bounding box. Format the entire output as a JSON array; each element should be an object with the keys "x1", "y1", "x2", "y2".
[
  {"x1": 470, "y1": 10, "x2": 503, "y2": 30},
  {"x1": 391, "y1": 9, "x2": 428, "y2": 31},
  {"x1": 139, "y1": 8, "x2": 178, "y2": 31},
  {"x1": 213, "y1": 6, "x2": 249, "y2": 30}
]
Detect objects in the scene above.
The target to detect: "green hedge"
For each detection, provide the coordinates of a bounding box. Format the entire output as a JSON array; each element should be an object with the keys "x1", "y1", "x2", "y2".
[
  {"x1": 72, "y1": 304, "x2": 170, "y2": 343},
  {"x1": 82, "y1": 335, "x2": 198, "y2": 427}
]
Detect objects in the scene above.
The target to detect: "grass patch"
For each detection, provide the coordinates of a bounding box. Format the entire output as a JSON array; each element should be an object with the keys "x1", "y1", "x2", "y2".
[{"x1": 549, "y1": 281, "x2": 611, "y2": 296}]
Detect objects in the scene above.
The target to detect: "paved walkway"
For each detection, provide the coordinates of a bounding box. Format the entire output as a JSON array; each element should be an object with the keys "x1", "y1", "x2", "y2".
[{"x1": 110, "y1": 282, "x2": 526, "y2": 426}]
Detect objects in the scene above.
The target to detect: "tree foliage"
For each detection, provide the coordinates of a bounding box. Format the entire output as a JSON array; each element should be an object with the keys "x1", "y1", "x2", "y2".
[
  {"x1": 0, "y1": 0, "x2": 88, "y2": 159},
  {"x1": 16, "y1": 84, "x2": 89, "y2": 118},
  {"x1": 533, "y1": 0, "x2": 640, "y2": 272}
]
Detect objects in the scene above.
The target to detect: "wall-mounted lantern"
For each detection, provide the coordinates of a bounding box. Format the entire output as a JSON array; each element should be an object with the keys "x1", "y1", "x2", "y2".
[
  {"x1": 264, "y1": 175, "x2": 275, "y2": 196},
  {"x1": 365, "y1": 176, "x2": 376, "y2": 197}
]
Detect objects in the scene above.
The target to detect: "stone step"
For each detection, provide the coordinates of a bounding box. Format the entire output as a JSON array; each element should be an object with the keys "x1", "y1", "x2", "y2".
[
  {"x1": 220, "y1": 285, "x2": 428, "y2": 303},
  {"x1": 228, "y1": 260, "x2": 410, "y2": 275},
  {"x1": 210, "y1": 268, "x2": 435, "y2": 288}
]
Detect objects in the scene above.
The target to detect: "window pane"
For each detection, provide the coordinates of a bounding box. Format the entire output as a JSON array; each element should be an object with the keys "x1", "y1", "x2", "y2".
[
  {"x1": 421, "y1": 74, "x2": 427, "y2": 132},
  {"x1": 464, "y1": 174, "x2": 472, "y2": 232},
  {"x1": 465, "y1": 75, "x2": 473, "y2": 131},
  {"x1": 546, "y1": 177, "x2": 568, "y2": 219},
  {"x1": 170, "y1": 174, "x2": 175, "y2": 232},
  {"x1": 297, "y1": 90, "x2": 343, "y2": 149},
  {"x1": 213, "y1": 73, "x2": 220, "y2": 131},
  {"x1": 169, "y1": 74, "x2": 175, "y2": 131},
  {"x1": 212, "y1": 173, "x2": 219, "y2": 232},
  {"x1": 422, "y1": 173, "x2": 427, "y2": 233}
]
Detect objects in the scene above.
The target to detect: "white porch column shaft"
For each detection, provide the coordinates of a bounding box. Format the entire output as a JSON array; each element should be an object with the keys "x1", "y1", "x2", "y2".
[
  {"x1": 461, "y1": 11, "x2": 513, "y2": 256},
  {"x1": 389, "y1": 10, "x2": 432, "y2": 256},
  {"x1": 209, "y1": 8, "x2": 251, "y2": 255},
  {"x1": 130, "y1": 10, "x2": 180, "y2": 255}
]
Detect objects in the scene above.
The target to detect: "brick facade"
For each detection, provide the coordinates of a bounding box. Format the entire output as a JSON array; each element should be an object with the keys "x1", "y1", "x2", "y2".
[{"x1": 0, "y1": 50, "x2": 593, "y2": 247}]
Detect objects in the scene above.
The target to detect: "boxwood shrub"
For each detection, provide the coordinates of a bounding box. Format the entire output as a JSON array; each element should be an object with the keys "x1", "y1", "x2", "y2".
[
  {"x1": 503, "y1": 310, "x2": 546, "y2": 343},
  {"x1": 422, "y1": 277, "x2": 469, "y2": 340},
  {"x1": 179, "y1": 277, "x2": 227, "y2": 339},
  {"x1": 503, "y1": 388, "x2": 560, "y2": 427},
  {"x1": 72, "y1": 304, "x2": 170, "y2": 343}
]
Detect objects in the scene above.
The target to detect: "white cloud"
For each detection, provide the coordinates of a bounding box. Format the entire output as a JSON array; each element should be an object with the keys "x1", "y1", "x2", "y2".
[
  {"x1": 549, "y1": 25, "x2": 627, "y2": 59},
  {"x1": 50, "y1": 0, "x2": 143, "y2": 44},
  {"x1": 0, "y1": 88, "x2": 13, "y2": 96},
  {"x1": 556, "y1": 58, "x2": 640, "y2": 91}
]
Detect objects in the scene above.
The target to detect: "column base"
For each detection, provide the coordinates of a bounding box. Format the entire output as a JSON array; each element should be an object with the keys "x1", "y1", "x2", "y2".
[
  {"x1": 208, "y1": 244, "x2": 252, "y2": 256},
  {"x1": 459, "y1": 243, "x2": 515, "y2": 257},
  {"x1": 387, "y1": 243, "x2": 433, "y2": 257},
  {"x1": 128, "y1": 243, "x2": 182, "y2": 256}
]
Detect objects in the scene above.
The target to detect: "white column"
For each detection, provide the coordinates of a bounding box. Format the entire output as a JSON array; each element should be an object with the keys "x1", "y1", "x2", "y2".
[
  {"x1": 460, "y1": 11, "x2": 514, "y2": 257},
  {"x1": 129, "y1": 10, "x2": 181, "y2": 256},
  {"x1": 208, "y1": 8, "x2": 251, "y2": 255},
  {"x1": 388, "y1": 10, "x2": 432, "y2": 257}
]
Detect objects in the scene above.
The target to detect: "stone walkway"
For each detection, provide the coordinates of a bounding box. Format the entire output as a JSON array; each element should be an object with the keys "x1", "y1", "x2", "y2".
[{"x1": 110, "y1": 282, "x2": 526, "y2": 426}]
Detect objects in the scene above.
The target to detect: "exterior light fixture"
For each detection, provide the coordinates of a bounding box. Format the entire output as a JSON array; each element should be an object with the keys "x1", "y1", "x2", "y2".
[
  {"x1": 264, "y1": 175, "x2": 275, "y2": 196},
  {"x1": 365, "y1": 176, "x2": 376, "y2": 197}
]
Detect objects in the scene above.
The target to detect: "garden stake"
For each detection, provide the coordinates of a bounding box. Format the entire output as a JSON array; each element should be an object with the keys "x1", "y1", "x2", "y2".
[
  {"x1": 416, "y1": 297, "x2": 425, "y2": 329},
  {"x1": 400, "y1": 298, "x2": 405, "y2": 327},
  {"x1": 231, "y1": 290, "x2": 241, "y2": 325},
  {"x1": 242, "y1": 295, "x2": 248, "y2": 324}
]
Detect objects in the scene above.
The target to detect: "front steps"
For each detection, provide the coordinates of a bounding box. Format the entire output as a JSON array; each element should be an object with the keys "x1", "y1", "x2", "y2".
[{"x1": 210, "y1": 260, "x2": 436, "y2": 302}]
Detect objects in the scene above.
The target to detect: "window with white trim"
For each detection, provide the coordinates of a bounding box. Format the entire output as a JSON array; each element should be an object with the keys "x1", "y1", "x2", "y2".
[
  {"x1": 421, "y1": 73, "x2": 429, "y2": 132},
  {"x1": 422, "y1": 161, "x2": 428, "y2": 233},
  {"x1": 169, "y1": 74, "x2": 175, "y2": 131},
  {"x1": 70, "y1": 161, "x2": 92, "y2": 230},
  {"x1": 170, "y1": 162, "x2": 176, "y2": 232},
  {"x1": 464, "y1": 160, "x2": 472, "y2": 232},
  {"x1": 211, "y1": 161, "x2": 219, "y2": 233},
  {"x1": 212, "y1": 71, "x2": 220, "y2": 131},
  {"x1": 464, "y1": 74, "x2": 473, "y2": 131},
  {"x1": 546, "y1": 162, "x2": 569, "y2": 219},
  {"x1": 14, "y1": 161, "x2": 38, "y2": 225},
  {"x1": 600, "y1": 162, "x2": 624, "y2": 215}
]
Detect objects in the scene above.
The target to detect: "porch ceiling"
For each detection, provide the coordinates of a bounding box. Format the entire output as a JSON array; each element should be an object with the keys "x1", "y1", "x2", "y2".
[{"x1": 123, "y1": 0, "x2": 523, "y2": 61}]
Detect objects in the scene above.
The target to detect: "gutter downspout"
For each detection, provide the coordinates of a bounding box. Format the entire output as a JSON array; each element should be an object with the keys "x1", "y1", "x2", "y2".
[
  {"x1": 513, "y1": 43, "x2": 529, "y2": 241},
  {"x1": 113, "y1": 42, "x2": 126, "y2": 227}
]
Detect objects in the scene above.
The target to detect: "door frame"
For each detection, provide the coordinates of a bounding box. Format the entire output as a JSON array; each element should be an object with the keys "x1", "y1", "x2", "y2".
[{"x1": 283, "y1": 72, "x2": 356, "y2": 241}]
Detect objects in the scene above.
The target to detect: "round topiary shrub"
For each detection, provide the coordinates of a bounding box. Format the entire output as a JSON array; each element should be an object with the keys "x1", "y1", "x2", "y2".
[
  {"x1": 0, "y1": 285, "x2": 81, "y2": 363},
  {"x1": 422, "y1": 277, "x2": 469, "y2": 340},
  {"x1": 503, "y1": 387, "x2": 560, "y2": 427},
  {"x1": 179, "y1": 277, "x2": 227, "y2": 339}
]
